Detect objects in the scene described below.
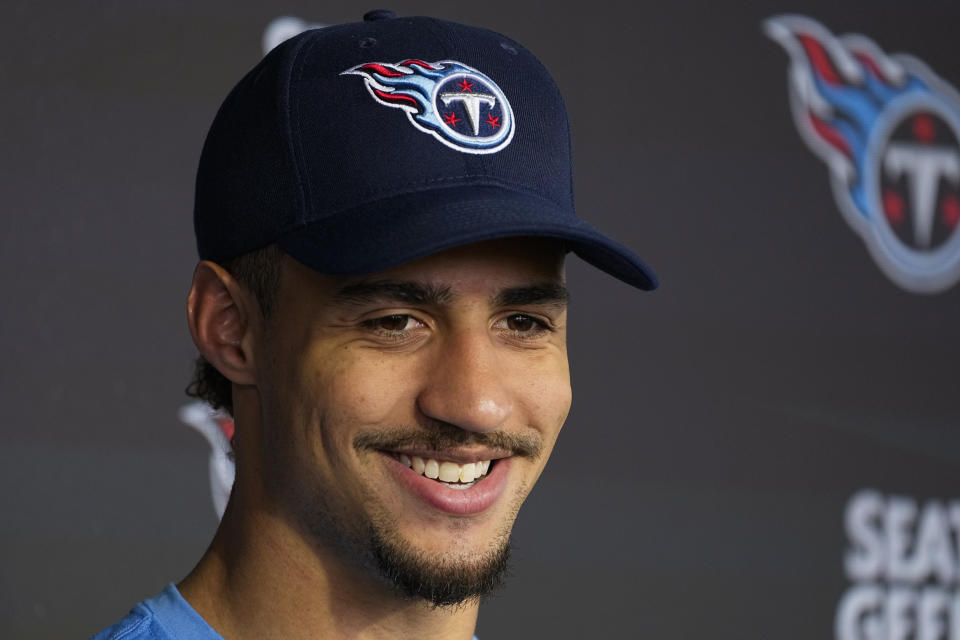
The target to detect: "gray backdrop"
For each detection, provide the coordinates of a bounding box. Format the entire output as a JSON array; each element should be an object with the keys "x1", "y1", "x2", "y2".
[{"x1": 3, "y1": 1, "x2": 959, "y2": 638}]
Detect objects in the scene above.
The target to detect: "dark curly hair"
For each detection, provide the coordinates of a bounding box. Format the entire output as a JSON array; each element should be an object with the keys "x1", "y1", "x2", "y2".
[{"x1": 185, "y1": 244, "x2": 284, "y2": 416}]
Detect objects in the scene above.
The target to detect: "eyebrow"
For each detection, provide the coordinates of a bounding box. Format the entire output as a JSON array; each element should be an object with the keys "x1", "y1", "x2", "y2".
[
  {"x1": 331, "y1": 280, "x2": 568, "y2": 309},
  {"x1": 492, "y1": 283, "x2": 569, "y2": 309},
  {"x1": 332, "y1": 280, "x2": 454, "y2": 306}
]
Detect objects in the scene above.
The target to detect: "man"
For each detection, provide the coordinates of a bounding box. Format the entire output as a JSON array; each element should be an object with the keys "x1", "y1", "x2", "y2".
[{"x1": 92, "y1": 9, "x2": 656, "y2": 640}]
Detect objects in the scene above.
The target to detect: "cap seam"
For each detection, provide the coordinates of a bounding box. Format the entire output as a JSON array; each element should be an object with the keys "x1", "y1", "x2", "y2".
[
  {"x1": 422, "y1": 18, "x2": 473, "y2": 179},
  {"x1": 287, "y1": 30, "x2": 324, "y2": 228},
  {"x1": 501, "y1": 33, "x2": 575, "y2": 204}
]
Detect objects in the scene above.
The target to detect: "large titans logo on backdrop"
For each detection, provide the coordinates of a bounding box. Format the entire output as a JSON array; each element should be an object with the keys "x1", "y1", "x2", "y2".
[
  {"x1": 765, "y1": 15, "x2": 960, "y2": 294},
  {"x1": 343, "y1": 59, "x2": 515, "y2": 154}
]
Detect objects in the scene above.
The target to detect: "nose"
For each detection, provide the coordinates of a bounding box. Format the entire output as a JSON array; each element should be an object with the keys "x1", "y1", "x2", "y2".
[{"x1": 416, "y1": 329, "x2": 514, "y2": 433}]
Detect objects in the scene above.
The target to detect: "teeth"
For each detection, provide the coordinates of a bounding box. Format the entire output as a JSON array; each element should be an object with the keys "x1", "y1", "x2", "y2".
[
  {"x1": 438, "y1": 461, "x2": 460, "y2": 482},
  {"x1": 396, "y1": 454, "x2": 493, "y2": 485}
]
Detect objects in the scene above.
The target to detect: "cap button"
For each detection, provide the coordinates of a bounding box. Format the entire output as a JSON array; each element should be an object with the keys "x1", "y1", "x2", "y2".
[{"x1": 363, "y1": 9, "x2": 397, "y2": 21}]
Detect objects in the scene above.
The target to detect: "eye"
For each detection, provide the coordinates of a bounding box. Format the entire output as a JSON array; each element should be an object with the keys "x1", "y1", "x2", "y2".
[
  {"x1": 505, "y1": 313, "x2": 538, "y2": 332},
  {"x1": 495, "y1": 313, "x2": 551, "y2": 339},
  {"x1": 364, "y1": 314, "x2": 423, "y2": 333}
]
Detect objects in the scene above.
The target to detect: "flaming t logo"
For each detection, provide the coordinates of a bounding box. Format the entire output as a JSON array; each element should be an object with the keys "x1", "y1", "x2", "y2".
[
  {"x1": 765, "y1": 15, "x2": 960, "y2": 293},
  {"x1": 342, "y1": 59, "x2": 514, "y2": 154}
]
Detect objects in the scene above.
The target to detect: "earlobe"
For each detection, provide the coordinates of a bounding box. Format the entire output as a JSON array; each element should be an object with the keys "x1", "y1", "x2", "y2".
[{"x1": 187, "y1": 261, "x2": 258, "y2": 385}]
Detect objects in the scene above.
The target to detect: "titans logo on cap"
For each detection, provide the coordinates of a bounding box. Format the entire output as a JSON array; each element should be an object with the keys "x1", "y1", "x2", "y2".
[
  {"x1": 342, "y1": 59, "x2": 515, "y2": 154},
  {"x1": 766, "y1": 15, "x2": 960, "y2": 294}
]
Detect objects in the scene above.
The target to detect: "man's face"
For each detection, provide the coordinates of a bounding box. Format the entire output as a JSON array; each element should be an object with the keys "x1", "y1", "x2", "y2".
[{"x1": 251, "y1": 237, "x2": 571, "y2": 604}]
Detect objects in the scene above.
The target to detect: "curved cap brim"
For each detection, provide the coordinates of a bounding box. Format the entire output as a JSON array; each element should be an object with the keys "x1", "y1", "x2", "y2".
[{"x1": 278, "y1": 185, "x2": 658, "y2": 290}]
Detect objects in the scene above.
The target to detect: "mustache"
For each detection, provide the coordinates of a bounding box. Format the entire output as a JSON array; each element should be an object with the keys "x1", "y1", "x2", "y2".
[{"x1": 354, "y1": 424, "x2": 542, "y2": 459}]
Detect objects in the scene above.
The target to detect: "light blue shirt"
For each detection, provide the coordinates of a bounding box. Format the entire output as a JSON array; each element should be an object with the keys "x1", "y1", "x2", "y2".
[
  {"x1": 90, "y1": 583, "x2": 479, "y2": 639},
  {"x1": 90, "y1": 584, "x2": 224, "y2": 640}
]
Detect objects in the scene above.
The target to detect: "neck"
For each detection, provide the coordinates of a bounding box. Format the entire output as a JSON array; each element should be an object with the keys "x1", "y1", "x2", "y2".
[{"x1": 178, "y1": 487, "x2": 479, "y2": 640}]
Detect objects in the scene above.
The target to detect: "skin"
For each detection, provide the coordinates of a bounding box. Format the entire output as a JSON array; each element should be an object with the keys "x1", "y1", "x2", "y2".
[{"x1": 179, "y1": 237, "x2": 572, "y2": 640}]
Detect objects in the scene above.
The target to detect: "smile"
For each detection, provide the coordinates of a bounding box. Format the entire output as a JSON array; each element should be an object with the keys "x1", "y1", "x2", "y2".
[
  {"x1": 380, "y1": 450, "x2": 511, "y2": 516},
  {"x1": 389, "y1": 452, "x2": 493, "y2": 489}
]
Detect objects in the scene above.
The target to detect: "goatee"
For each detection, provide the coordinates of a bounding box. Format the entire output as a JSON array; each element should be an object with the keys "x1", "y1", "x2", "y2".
[{"x1": 370, "y1": 529, "x2": 512, "y2": 607}]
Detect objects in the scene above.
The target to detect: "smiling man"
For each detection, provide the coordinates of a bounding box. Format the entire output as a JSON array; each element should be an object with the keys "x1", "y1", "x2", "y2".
[{"x1": 92, "y1": 9, "x2": 656, "y2": 640}]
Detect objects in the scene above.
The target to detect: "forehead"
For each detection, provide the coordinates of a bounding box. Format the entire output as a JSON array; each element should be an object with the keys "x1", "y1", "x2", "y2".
[{"x1": 282, "y1": 237, "x2": 567, "y2": 301}]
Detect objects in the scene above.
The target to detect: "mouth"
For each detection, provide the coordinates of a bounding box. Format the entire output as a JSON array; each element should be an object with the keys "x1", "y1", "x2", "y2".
[
  {"x1": 387, "y1": 452, "x2": 496, "y2": 490},
  {"x1": 379, "y1": 449, "x2": 512, "y2": 516}
]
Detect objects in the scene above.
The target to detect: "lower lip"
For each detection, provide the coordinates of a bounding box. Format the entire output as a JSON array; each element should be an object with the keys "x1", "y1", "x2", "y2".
[{"x1": 382, "y1": 453, "x2": 512, "y2": 516}]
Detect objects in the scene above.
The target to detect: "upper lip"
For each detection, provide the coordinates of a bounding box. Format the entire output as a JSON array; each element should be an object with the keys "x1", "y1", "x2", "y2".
[{"x1": 380, "y1": 447, "x2": 513, "y2": 464}]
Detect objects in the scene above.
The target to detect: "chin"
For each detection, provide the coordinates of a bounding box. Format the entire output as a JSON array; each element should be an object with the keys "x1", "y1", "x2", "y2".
[{"x1": 369, "y1": 522, "x2": 513, "y2": 607}]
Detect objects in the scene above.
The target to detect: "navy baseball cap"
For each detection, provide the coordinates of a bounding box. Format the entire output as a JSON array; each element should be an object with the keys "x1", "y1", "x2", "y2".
[{"x1": 195, "y1": 10, "x2": 658, "y2": 290}]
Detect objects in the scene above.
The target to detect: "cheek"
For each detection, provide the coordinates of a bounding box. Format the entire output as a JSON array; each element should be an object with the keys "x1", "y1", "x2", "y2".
[
  {"x1": 260, "y1": 344, "x2": 426, "y2": 494},
  {"x1": 540, "y1": 382, "x2": 572, "y2": 457},
  {"x1": 303, "y1": 346, "x2": 425, "y2": 442},
  {"x1": 489, "y1": 350, "x2": 571, "y2": 481},
  {"x1": 519, "y1": 371, "x2": 570, "y2": 487},
  {"x1": 516, "y1": 353, "x2": 572, "y2": 437}
]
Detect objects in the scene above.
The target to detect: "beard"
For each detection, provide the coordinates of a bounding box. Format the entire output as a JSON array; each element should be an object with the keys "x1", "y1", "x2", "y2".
[
  {"x1": 292, "y1": 491, "x2": 514, "y2": 607},
  {"x1": 367, "y1": 513, "x2": 512, "y2": 607},
  {"x1": 280, "y1": 454, "x2": 518, "y2": 608},
  {"x1": 267, "y1": 422, "x2": 537, "y2": 607},
  {"x1": 356, "y1": 428, "x2": 535, "y2": 606}
]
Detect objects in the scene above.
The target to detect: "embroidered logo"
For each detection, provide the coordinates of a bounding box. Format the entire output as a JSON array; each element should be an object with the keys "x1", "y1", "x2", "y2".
[
  {"x1": 765, "y1": 15, "x2": 960, "y2": 293},
  {"x1": 342, "y1": 59, "x2": 515, "y2": 154}
]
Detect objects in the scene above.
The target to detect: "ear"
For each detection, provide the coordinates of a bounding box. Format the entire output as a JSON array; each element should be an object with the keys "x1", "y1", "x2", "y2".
[{"x1": 187, "y1": 261, "x2": 259, "y2": 386}]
